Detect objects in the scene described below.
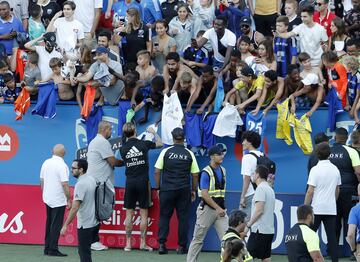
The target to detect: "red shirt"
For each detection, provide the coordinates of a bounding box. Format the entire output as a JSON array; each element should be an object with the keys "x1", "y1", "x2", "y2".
[{"x1": 313, "y1": 10, "x2": 336, "y2": 37}]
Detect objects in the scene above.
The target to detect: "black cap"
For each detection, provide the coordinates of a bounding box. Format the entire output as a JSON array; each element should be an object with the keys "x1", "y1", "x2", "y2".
[
  {"x1": 241, "y1": 66, "x2": 255, "y2": 77},
  {"x1": 43, "y1": 32, "x2": 56, "y2": 46},
  {"x1": 171, "y1": 127, "x2": 185, "y2": 140},
  {"x1": 335, "y1": 127, "x2": 348, "y2": 137},
  {"x1": 314, "y1": 132, "x2": 330, "y2": 145},
  {"x1": 208, "y1": 145, "x2": 226, "y2": 156},
  {"x1": 240, "y1": 16, "x2": 251, "y2": 26}
]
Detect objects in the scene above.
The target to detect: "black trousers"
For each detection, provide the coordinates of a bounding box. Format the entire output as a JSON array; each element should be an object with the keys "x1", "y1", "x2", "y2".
[
  {"x1": 336, "y1": 188, "x2": 357, "y2": 246},
  {"x1": 91, "y1": 224, "x2": 100, "y2": 244},
  {"x1": 312, "y1": 214, "x2": 338, "y2": 262},
  {"x1": 78, "y1": 224, "x2": 100, "y2": 262},
  {"x1": 253, "y1": 13, "x2": 278, "y2": 37},
  {"x1": 44, "y1": 204, "x2": 65, "y2": 253},
  {"x1": 158, "y1": 188, "x2": 191, "y2": 247}
]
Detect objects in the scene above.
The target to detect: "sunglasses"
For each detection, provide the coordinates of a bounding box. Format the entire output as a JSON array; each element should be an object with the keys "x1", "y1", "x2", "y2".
[{"x1": 241, "y1": 24, "x2": 250, "y2": 28}]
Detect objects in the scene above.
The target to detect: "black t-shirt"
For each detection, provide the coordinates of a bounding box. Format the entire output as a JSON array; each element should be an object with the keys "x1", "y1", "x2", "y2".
[
  {"x1": 122, "y1": 24, "x2": 149, "y2": 64},
  {"x1": 288, "y1": 17, "x2": 302, "y2": 32},
  {"x1": 329, "y1": 143, "x2": 358, "y2": 188},
  {"x1": 285, "y1": 223, "x2": 314, "y2": 262},
  {"x1": 120, "y1": 138, "x2": 156, "y2": 181},
  {"x1": 160, "y1": 144, "x2": 197, "y2": 191},
  {"x1": 41, "y1": 1, "x2": 61, "y2": 28},
  {"x1": 161, "y1": 0, "x2": 180, "y2": 24}
]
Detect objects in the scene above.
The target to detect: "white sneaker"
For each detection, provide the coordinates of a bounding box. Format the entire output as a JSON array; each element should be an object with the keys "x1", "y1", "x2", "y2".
[{"x1": 91, "y1": 242, "x2": 108, "y2": 251}]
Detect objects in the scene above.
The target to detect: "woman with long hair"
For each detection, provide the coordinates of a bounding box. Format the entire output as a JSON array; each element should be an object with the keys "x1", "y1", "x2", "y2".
[
  {"x1": 330, "y1": 16, "x2": 349, "y2": 56},
  {"x1": 251, "y1": 39, "x2": 277, "y2": 76},
  {"x1": 169, "y1": 3, "x2": 195, "y2": 53},
  {"x1": 151, "y1": 19, "x2": 177, "y2": 72},
  {"x1": 114, "y1": 8, "x2": 151, "y2": 64},
  {"x1": 222, "y1": 239, "x2": 246, "y2": 262}
]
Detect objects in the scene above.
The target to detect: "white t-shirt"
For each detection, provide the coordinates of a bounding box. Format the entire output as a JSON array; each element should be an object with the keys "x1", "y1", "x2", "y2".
[
  {"x1": 40, "y1": 155, "x2": 69, "y2": 208},
  {"x1": 212, "y1": 104, "x2": 243, "y2": 138},
  {"x1": 308, "y1": 160, "x2": 341, "y2": 215},
  {"x1": 54, "y1": 17, "x2": 85, "y2": 52},
  {"x1": 73, "y1": 0, "x2": 103, "y2": 33},
  {"x1": 292, "y1": 23, "x2": 328, "y2": 67},
  {"x1": 241, "y1": 150, "x2": 263, "y2": 197},
  {"x1": 203, "y1": 28, "x2": 236, "y2": 63},
  {"x1": 35, "y1": 46, "x2": 62, "y2": 81}
]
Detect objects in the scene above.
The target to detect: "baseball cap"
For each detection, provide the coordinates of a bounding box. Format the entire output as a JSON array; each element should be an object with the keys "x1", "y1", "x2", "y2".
[
  {"x1": 96, "y1": 45, "x2": 109, "y2": 54},
  {"x1": 43, "y1": 32, "x2": 56, "y2": 44},
  {"x1": 241, "y1": 66, "x2": 255, "y2": 77},
  {"x1": 240, "y1": 16, "x2": 251, "y2": 26},
  {"x1": 301, "y1": 73, "x2": 319, "y2": 86},
  {"x1": 171, "y1": 127, "x2": 185, "y2": 140},
  {"x1": 314, "y1": 132, "x2": 330, "y2": 145},
  {"x1": 208, "y1": 145, "x2": 226, "y2": 156}
]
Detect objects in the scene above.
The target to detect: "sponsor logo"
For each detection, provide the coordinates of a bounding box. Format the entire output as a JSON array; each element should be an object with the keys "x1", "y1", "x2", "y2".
[
  {"x1": 0, "y1": 211, "x2": 24, "y2": 234},
  {"x1": 0, "y1": 125, "x2": 19, "y2": 161},
  {"x1": 126, "y1": 146, "x2": 143, "y2": 158}
]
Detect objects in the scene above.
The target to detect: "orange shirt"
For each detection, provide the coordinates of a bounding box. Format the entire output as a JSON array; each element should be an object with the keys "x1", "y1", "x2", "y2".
[{"x1": 328, "y1": 62, "x2": 348, "y2": 107}]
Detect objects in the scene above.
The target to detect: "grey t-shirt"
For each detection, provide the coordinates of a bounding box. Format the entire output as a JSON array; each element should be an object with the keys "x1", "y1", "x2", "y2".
[
  {"x1": 89, "y1": 60, "x2": 124, "y2": 105},
  {"x1": 24, "y1": 65, "x2": 41, "y2": 87},
  {"x1": 151, "y1": 36, "x2": 176, "y2": 73},
  {"x1": 251, "y1": 181, "x2": 275, "y2": 234},
  {"x1": 86, "y1": 134, "x2": 115, "y2": 187},
  {"x1": 74, "y1": 174, "x2": 99, "y2": 229}
]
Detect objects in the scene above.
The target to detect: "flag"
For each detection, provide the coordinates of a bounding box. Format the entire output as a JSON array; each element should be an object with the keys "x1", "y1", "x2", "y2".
[
  {"x1": 14, "y1": 88, "x2": 30, "y2": 120},
  {"x1": 31, "y1": 81, "x2": 58, "y2": 118}
]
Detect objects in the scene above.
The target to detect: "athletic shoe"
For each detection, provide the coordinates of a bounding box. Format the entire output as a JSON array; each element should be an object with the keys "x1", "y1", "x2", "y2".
[
  {"x1": 47, "y1": 251, "x2": 67, "y2": 257},
  {"x1": 91, "y1": 242, "x2": 108, "y2": 251},
  {"x1": 177, "y1": 246, "x2": 188, "y2": 254},
  {"x1": 158, "y1": 244, "x2": 168, "y2": 255}
]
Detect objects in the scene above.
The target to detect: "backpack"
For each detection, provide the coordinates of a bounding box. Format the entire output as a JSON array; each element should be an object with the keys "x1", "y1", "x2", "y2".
[
  {"x1": 95, "y1": 179, "x2": 115, "y2": 222},
  {"x1": 249, "y1": 152, "x2": 276, "y2": 188}
]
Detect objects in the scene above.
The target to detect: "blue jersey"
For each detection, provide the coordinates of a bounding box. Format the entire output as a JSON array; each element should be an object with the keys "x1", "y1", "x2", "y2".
[
  {"x1": 182, "y1": 46, "x2": 209, "y2": 76},
  {"x1": 274, "y1": 36, "x2": 297, "y2": 78},
  {"x1": 246, "y1": 112, "x2": 267, "y2": 151},
  {"x1": 113, "y1": 0, "x2": 143, "y2": 21},
  {"x1": 203, "y1": 113, "x2": 218, "y2": 149},
  {"x1": 141, "y1": 0, "x2": 162, "y2": 25},
  {"x1": 31, "y1": 81, "x2": 58, "y2": 118},
  {"x1": 118, "y1": 99, "x2": 132, "y2": 136},
  {"x1": 4, "y1": 86, "x2": 21, "y2": 102},
  {"x1": 324, "y1": 87, "x2": 343, "y2": 132},
  {"x1": 347, "y1": 71, "x2": 360, "y2": 106},
  {"x1": 349, "y1": 203, "x2": 360, "y2": 243},
  {"x1": 85, "y1": 106, "x2": 104, "y2": 144},
  {"x1": 185, "y1": 112, "x2": 203, "y2": 147},
  {"x1": 214, "y1": 79, "x2": 224, "y2": 113}
]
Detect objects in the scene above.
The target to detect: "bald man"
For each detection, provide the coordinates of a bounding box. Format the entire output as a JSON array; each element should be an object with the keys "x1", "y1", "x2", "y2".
[
  {"x1": 40, "y1": 144, "x2": 70, "y2": 257},
  {"x1": 86, "y1": 121, "x2": 124, "y2": 251}
]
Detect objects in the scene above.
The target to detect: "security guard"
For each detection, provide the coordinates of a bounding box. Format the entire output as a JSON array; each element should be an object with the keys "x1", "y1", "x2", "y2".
[
  {"x1": 219, "y1": 210, "x2": 253, "y2": 262},
  {"x1": 154, "y1": 127, "x2": 200, "y2": 255},
  {"x1": 187, "y1": 145, "x2": 229, "y2": 262}
]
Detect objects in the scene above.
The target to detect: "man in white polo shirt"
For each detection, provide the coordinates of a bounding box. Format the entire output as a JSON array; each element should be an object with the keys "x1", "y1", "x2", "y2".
[
  {"x1": 72, "y1": 0, "x2": 102, "y2": 48},
  {"x1": 40, "y1": 144, "x2": 71, "y2": 257},
  {"x1": 305, "y1": 142, "x2": 341, "y2": 262},
  {"x1": 47, "y1": 1, "x2": 84, "y2": 52}
]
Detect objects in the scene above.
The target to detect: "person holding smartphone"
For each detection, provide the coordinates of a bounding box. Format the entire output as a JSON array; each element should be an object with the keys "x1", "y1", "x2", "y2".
[{"x1": 114, "y1": 8, "x2": 151, "y2": 64}]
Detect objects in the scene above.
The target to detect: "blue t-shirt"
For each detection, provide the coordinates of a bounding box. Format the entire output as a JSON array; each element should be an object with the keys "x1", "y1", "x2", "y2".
[
  {"x1": 113, "y1": 0, "x2": 143, "y2": 21},
  {"x1": 0, "y1": 16, "x2": 25, "y2": 55},
  {"x1": 200, "y1": 166, "x2": 223, "y2": 190},
  {"x1": 141, "y1": 0, "x2": 162, "y2": 24},
  {"x1": 347, "y1": 71, "x2": 360, "y2": 106},
  {"x1": 348, "y1": 203, "x2": 360, "y2": 243}
]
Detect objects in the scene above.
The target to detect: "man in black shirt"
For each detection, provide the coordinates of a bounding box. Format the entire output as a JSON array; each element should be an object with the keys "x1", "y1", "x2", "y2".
[
  {"x1": 307, "y1": 132, "x2": 330, "y2": 174},
  {"x1": 328, "y1": 128, "x2": 360, "y2": 246},
  {"x1": 120, "y1": 122, "x2": 162, "y2": 252},
  {"x1": 154, "y1": 127, "x2": 200, "y2": 255},
  {"x1": 285, "y1": 205, "x2": 324, "y2": 262},
  {"x1": 160, "y1": 0, "x2": 181, "y2": 24}
]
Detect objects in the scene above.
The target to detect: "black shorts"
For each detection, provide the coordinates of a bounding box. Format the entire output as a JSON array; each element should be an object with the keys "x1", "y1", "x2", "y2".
[
  {"x1": 124, "y1": 180, "x2": 150, "y2": 209},
  {"x1": 247, "y1": 231, "x2": 274, "y2": 259}
]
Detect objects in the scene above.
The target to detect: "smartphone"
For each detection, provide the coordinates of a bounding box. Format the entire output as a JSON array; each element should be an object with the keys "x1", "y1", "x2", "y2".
[{"x1": 154, "y1": 42, "x2": 159, "y2": 47}]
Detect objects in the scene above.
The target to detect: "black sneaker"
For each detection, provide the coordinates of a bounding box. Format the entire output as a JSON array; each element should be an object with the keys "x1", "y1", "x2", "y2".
[
  {"x1": 158, "y1": 244, "x2": 168, "y2": 255},
  {"x1": 350, "y1": 255, "x2": 356, "y2": 261},
  {"x1": 48, "y1": 251, "x2": 67, "y2": 257},
  {"x1": 177, "y1": 246, "x2": 188, "y2": 254}
]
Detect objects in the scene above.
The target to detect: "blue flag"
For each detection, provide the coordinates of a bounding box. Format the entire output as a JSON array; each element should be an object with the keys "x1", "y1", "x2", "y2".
[
  {"x1": 31, "y1": 81, "x2": 58, "y2": 118},
  {"x1": 185, "y1": 112, "x2": 203, "y2": 147}
]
